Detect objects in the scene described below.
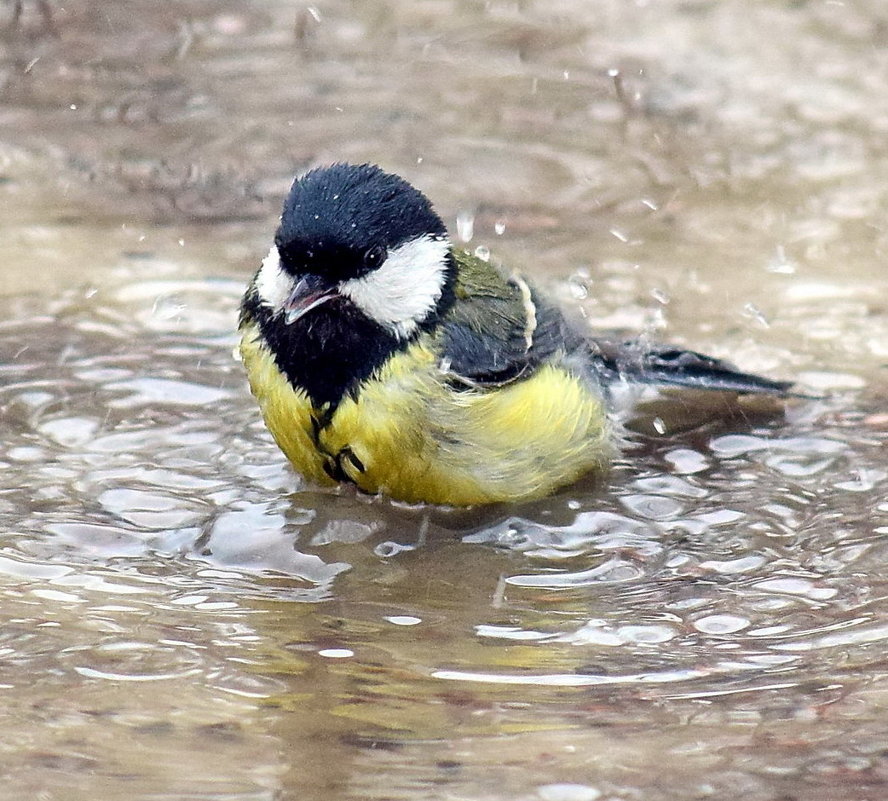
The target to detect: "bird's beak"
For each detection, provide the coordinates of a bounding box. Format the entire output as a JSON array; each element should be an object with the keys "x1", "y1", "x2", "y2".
[{"x1": 283, "y1": 274, "x2": 338, "y2": 325}]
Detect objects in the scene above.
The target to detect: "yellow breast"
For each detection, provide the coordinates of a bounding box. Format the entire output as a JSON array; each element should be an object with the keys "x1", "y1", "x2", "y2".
[
  {"x1": 239, "y1": 323, "x2": 335, "y2": 487},
  {"x1": 239, "y1": 322, "x2": 611, "y2": 505}
]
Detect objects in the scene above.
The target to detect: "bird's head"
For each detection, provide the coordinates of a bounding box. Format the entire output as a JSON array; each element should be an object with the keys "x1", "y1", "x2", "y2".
[{"x1": 253, "y1": 163, "x2": 454, "y2": 339}]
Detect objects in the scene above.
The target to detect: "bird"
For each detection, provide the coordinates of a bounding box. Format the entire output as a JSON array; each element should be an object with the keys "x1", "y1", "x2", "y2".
[{"x1": 238, "y1": 163, "x2": 794, "y2": 506}]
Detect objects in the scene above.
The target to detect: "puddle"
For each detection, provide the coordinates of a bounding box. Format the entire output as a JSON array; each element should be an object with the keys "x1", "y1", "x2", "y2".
[{"x1": 1, "y1": 1, "x2": 887, "y2": 800}]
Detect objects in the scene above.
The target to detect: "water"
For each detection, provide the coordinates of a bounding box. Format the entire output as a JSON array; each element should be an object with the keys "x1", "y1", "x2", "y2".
[{"x1": 2, "y1": 1, "x2": 888, "y2": 799}]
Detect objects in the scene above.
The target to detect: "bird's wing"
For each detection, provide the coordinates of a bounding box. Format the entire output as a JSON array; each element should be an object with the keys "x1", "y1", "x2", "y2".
[
  {"x1": 437, "y1": 251, "x2": 795, "y2": 396},
  {"x1": 586, "y1": 337, "x2": 795, "y2": 396},
  {"x1": 435, "y1": 250, "x2": 575, "y2": 388}
]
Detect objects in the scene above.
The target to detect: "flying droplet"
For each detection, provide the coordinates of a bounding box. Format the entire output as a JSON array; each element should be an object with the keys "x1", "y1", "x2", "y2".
[
  {"x1": 456, "y1": 211, "x2": 474, "y2": 243},
  {"x1": 567, "y1": 275, "x2": 589, "y2": 300},
  {"x1": 767, "y1": 244, "x2": 797, "y2": 274},
  {"x1": 743, "y1": 302, "x2": 770, "y2": 327},
  {"x1": 474, "y1": 245, "x2": 490, "y2": 261}
]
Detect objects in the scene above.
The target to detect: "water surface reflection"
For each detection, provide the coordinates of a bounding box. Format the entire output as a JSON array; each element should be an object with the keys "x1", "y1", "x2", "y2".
[
  {"x1": 1, "y1": 275, "x2": 885, "y2": 799},
  {"x1": 1, "y1": 0, "x2": 888, "y2": 799}
]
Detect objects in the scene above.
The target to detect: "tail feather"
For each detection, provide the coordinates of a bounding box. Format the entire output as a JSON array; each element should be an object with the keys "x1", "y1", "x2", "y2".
[{"x1": 589, "y1": 339, "x2": 799, "y2": 397}]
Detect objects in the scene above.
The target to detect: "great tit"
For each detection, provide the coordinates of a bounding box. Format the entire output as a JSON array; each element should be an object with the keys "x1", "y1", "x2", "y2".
[{"x1": 239, "y1": 163, "x2": 792, "y2": 506}]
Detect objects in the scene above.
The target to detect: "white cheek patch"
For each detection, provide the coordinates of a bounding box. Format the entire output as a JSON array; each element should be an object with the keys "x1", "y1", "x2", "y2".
[
  {"x1": 339, "y1": 235, "x2": 451, "y2": 339},
  {"x1": 254, "y1": 247, "x2": 293, "y2": 313}
]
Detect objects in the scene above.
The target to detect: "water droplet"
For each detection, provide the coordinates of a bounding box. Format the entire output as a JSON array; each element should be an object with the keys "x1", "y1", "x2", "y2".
[
  {"x1": 767, "y1": 244, "x2": 797, "y2": 274},
  {"x1": 742, "y1": 302, "x2": 770, "y2": 327},
  {"x1": 651, "y1": 287, "x2": 670, "y2": 305},
  {"x1": 456, "y1": 211, "x2": 474, "y2": 243},
  {"x1": 474, "y1": 245, "x2": 490, "y2": 262},
  {"x1": 567, "y1": 274, "x2": 589, "y2": 299},
  {"x1": 494, "y1": 220, "x2": 506, "y2": 235}
]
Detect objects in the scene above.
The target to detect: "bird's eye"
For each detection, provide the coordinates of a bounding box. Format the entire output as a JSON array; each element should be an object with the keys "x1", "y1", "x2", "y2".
[{"x1": 362, "y1": 245, "x2": 386, "y2": 270}]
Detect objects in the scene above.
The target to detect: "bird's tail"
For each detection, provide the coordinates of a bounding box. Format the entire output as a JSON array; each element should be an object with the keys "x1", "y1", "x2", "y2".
[{"x1": 589, "y1": 338, "x2": 802, "y2": 397}]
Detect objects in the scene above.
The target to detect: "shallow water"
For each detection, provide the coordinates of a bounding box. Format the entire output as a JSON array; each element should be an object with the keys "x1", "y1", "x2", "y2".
[{"x1": 2, "y1": 1, "x2": 888, "y2": 799}]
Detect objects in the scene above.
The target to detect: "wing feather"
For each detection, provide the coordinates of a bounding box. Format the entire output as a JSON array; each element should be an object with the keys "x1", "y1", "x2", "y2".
[
  {"x1": 435, "y1": 250, "x2": 796, "y2": 397},
  {"x1": 436, "y1": 251, "x2": 572, "y2": 387}
]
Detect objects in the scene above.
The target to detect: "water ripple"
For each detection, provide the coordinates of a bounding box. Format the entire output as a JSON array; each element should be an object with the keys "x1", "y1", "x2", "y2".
[{"x1": 0, "y1": 280, "x2": 886, "y2": 761}]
